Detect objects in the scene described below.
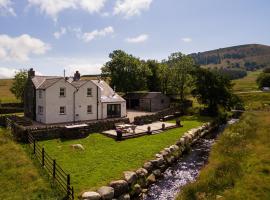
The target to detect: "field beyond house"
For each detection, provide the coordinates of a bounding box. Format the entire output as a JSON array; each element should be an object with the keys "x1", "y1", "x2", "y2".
[
  {"x1": 39, "y1": 115, "x2": 211, "y2": 197},
  {"x1": 0, "y1": 79, "x2": 18, "y2": 103}
]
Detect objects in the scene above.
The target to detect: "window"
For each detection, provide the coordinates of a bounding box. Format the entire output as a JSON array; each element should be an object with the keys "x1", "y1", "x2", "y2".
[
  {"x1": 87, "y1": 88, "x2": 92, "y2": 96},
  {"x1": 161, "y1": 99, "x2": 164, "y2": 104},
  {"x1": 60, "y1": 87, "x2": 66, "y2": 97},
  {"x1": 38, "y1": 106, "x2": 43, "y2": 115},
  {"x1": 38, "y1": 90, "x2": 42, "y2": 98},
  {"x1": 87, "y1": 105, "x2": 92, "y2": 114},
  {"x1": 59, "y1": 106, "x2": 66, "y2": 115}
]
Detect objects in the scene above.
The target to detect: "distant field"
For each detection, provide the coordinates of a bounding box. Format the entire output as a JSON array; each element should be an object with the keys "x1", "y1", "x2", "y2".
[
  {"x1": 232, "y1": 70, "x2": 261, "y2": 92},
  {"x1": 0, "y1": 79, "x2": 18, "y2": 103}
]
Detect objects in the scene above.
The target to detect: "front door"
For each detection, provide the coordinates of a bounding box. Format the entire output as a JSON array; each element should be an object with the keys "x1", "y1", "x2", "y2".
[{"x1": 107, "y1": 104, "x2": 121, "y2": 118}]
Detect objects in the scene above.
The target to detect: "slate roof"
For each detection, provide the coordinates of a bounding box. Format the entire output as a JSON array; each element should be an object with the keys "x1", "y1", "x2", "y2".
[
  {"x1": 32, "y1": 76, "x2": 62, "y2": 89},
  {"x1": 92, "y1": 80, "x2": 125, "y2": 103}
]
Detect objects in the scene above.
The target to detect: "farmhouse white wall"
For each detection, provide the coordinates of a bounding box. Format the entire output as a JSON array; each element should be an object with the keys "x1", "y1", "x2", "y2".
[
  {"x1": 36, "y1": 89, "x2": 46, "y2": 123},
  {"x1": 45, "y1": 79, "x2": 76, "y2": 124},
  {"x1": 74, "y1": 81, "x2": 102, "y2": 121}
]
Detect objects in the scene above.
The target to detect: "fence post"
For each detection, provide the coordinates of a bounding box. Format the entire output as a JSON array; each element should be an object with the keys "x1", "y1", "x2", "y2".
[
  {"x1": 67, "y1": 174, "x2": 71, "y2": 198},
  {"x1": 42, "y1": 147, "x2": 45, "y2": 166},
  {"x1": 53, "y1": 159, "x2": 56, "y2": 178},
  {"x1": 33, "y1": 139, "x2": 36, "y2": 154}
]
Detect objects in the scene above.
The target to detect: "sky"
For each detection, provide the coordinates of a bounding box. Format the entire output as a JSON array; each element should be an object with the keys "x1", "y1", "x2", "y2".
[{"x1": 0, "y1": 0, "x2": 270, "y2": 78}]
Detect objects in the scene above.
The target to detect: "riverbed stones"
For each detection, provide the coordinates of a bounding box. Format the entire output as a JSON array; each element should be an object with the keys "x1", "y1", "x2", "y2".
[
  {"x1": 136, "y1": 168, "x2": 148, "y2": 178},
  {"x1": 81, "y1": 191, "x2": 101, "y2": 200},
  {"x1": 132, "y1": 184, "x2": 142, "y2": 196},
  {"x1": 97, "y1": 186, "x2": 114, "y2": 200},
  {"x1": 117, "y1": 193, "x2": 130, "y2": 200},
  {"x1": 123, "y1": 171, "x2": 137, "y2": 185},
  {"x1": 143, "y1": 161, "x2": 153, "y2": 172},
  {"x1": 153, "y1": 169, "x2": 162, "y2": 178},
  {"x1": 109, "y1": 180, "x2": 129, "y2": 197},
  {"x1": 160, "y1": 149, "x2": 169, "y2": 157},
  {"x1": 146, "y1": 174, "x2": 156, "y2": 185}
]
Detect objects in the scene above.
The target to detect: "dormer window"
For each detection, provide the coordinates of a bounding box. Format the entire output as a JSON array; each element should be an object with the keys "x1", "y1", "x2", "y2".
[
  {"x1": 87, "y1": 88, "x2": 92, "y2": 97},
  {"x1": 60, "y1": 87, "x2": 66, "y2": 97}
]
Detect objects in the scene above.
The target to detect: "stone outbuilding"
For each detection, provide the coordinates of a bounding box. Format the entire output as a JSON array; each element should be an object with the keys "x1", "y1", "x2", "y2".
[{"x1": 124, "y1": 92, "x2": 170, "y2": 112}]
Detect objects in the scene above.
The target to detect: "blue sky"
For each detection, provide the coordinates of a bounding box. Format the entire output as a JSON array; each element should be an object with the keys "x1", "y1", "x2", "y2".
[{"x1": 0, "y1": 0, "x2": 269, "y2": 78}]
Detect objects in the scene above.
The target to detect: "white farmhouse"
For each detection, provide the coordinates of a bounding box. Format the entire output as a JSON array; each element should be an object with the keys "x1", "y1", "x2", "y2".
[{"x1": 24, "y1": 69, "x2": 126, "y2": 124}]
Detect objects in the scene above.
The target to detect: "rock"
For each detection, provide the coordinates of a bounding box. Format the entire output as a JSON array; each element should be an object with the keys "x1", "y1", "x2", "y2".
[
  {"x1": 165, "y1": 156, "x2": 174, "y2": 164},
  {"x1": 176, "y1": 138, "x2": 185, "y2": 147},
  {"x1": 143, "y1": 162, "x2": 153, "y2": 172},
  {"x1": 109, "y1": 180, "x2": 129, "y2": 197},
  {"x1": 152, "y1": 169, "x2": 162, "y2": 178},
  {"x1": 164, "y1": 147, "x2": 171, "y2": 153},
  {"x1": 117, "y1": 193, "x2": 130, "y2": 200},
  {"x1": 142, "y1": 189, "x2": 148, "y2": 193},
  {"x1": 123, "y1": 171, "x2": 137, "y2": 185},
  {"x1": 146, "y1": 174, "x2": 156, "y2": 185},
  {"x1": 97, "y1": 186, "x2": 114, "y2": 200},
  {"x1": 169, "y1": 145, "x2": 179, "y2": 152},
  {"x1": 71, "y1": 144, "x2": 85, "y2": 150},
  {"x1": 133, "y1": 184, "x2": 142, "y2": 196},
  {"x1": 81, "y1": 191, "x2": 101, "y2": 200},
  {"x1": 136, "y1": 168, "x2": 148, "y2": 178},
  {"x1": 160, "y1": 149, "x2": 169, "y2": 157},
  {"x1": 155, "y1": 153, "x2": 163, "y2": 159}
]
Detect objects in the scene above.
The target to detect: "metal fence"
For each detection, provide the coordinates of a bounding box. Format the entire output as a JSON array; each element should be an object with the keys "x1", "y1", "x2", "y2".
[{"x1": 28, "y1": 133, "x2": 74, "y2": 200}]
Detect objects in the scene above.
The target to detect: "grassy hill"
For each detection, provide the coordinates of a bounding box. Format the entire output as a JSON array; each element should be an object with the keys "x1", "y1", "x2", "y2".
[
  {"x1": 0, "y1": 79, "x2": 18, "y2": 103},
  {"x1": 190, "y1": 44, "x2": 270, "y2": 70}
]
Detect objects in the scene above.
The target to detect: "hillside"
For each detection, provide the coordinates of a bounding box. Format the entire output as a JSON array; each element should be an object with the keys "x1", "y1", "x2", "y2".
[
  {"x1": 190, "y1": 44, "x2": 270, "y2": 70},
  {"x1": 0, "y1": 79, "x2": 18, "y2": 103}
]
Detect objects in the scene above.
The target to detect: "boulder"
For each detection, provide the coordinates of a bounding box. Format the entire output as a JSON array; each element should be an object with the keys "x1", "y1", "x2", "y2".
[
  {"x1": 155, "y1": 153, "x2": 163, "y2": 159},
  {"x1": 153, "y1": 169, "x2": 162, "y2": 178},
  {"x1": 123, "y1": 171, "x2": 137, "y2": 185},
  {"x1": 97, "y1": 186, "x2": 114, "y2": 200},
  {"x1": 143, "y1": 162, "x2": 153, "y2": 172},
  {"x1": 132, "y1": 184, "x2": 142, "y2": 196},
  {"x1": 136, "y1": 168, "x2": 148, "y2": 178},
  {"x1": 117, "y1": 193, "x2": 130, "y2": 200},
  {"x1": 81, "y1": 191, "x2": 101, "y2": 200},
  {"x1": 146, "y1": 174, "x2": 156, "y2": 185},
  {"x1": 160, "y1": 149, "x2": 169, "y2": 157},
  {"x1": 71, "y1": 144, "x2": 85, "y2": 150},
  {"x1": 109, "y1": 180, "x2": 129, "y2": 197}
]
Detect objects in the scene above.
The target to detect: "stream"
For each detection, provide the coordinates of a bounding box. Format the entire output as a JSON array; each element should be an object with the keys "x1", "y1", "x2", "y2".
[{"x1": 142, "y1": 119, "x2": 238, "y2": 200}]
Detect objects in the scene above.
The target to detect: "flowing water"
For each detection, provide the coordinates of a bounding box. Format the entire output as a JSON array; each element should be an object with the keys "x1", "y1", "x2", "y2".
[{"x1": 143, "y1": 119, "x2": 238, "y2": 200}]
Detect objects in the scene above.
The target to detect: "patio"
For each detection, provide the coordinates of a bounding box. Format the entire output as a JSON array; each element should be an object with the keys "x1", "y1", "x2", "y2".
[{"x1": 102, "y1": 121, "x2": 177, "y2": 139}]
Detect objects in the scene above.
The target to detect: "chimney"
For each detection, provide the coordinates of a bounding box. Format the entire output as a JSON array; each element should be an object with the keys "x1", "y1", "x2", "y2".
[
  {"x1": 28, "y1": 68, "x2": 35, "y2": 78},
  {"x1": 73, "y1": 71, "x2": 81, "y2": 81}
]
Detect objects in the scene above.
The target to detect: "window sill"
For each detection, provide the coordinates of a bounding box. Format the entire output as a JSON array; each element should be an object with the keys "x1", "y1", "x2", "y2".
[{"x1": 59, "y1": 113, "x2": 66, "y2": 115}]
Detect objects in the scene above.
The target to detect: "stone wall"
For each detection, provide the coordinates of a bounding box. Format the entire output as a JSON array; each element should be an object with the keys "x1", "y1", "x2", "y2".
[{"x1": 80, "y1": 122, "x2": 216, "y2": 200}]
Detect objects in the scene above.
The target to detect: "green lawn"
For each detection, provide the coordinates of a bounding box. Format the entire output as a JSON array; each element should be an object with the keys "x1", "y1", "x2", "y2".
[
  {"x1": 0, "y1": 128, "x2": 58, "y2": 200},
  {"x1": 232, "y1": 70, "x2": 261, "y2": 92},
  {"x1": 39, "y1": 115, "x2": 211, "y2": 197},
  {"x1": 177, "y1": 112, "x2": 270, "y2": 200}
]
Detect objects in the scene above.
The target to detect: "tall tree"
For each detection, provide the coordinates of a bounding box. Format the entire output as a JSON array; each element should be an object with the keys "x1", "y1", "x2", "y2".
[
  {"x1": 167, "y1": 52, "x2": 195, "y2": 102},
  {"x1": 101, "y1": 50, "x2": 151, "y2": 93},
  {"x1": 10, "y1": 69, "x2": 28, "y2": 103},
  {"x1": 145, "y1": 60, "x2": 162, "y2": 92}
]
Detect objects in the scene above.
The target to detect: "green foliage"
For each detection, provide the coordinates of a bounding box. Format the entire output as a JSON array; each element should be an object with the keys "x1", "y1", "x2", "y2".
[
  {"x1": 145, "y1": 60, "x2": 162, "y2": 91},
  {"x1": 101, "y1": 50, "x2": 151, "y2": 93},
  {"x1": 9, "y1": 70, "x2": 28, "y2": 102},
  {"x1": 212, "y1": 68, "x2": 247, "y2": 80},
  {"x1": 39, "y1": 115, "x2": 211, "y2": 196},
  {"x1": 177, "y1": 112, "x2": 270, "y2": 200},
  {"x1": 191, "y1": 68, "x2": 237, "y2": 115},
  {"x1": 256, "y1": 72, "x2": 270, "y2": 88}
]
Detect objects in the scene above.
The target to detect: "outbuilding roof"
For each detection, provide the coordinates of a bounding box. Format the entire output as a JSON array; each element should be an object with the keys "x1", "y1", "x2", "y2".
[{"x1": 124, "y1": 92, "x2": 166, "y2": 99}]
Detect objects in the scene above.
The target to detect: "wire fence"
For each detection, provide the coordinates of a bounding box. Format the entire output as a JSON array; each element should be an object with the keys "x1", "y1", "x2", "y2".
[{"x1": 28, "y1": 133, "x2": 74, "y2": 200}]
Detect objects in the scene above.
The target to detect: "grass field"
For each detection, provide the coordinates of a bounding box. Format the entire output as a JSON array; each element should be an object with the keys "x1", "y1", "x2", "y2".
[
  {"x1": 39, "y1": 115, "x2": 211, "y2": 197},
  {"x1": 0, "y1": 128, "x2": 59, "y2": 200},
  {"x1": 177, "y1": 112, "x2": 270, "y2": 200},
  {"x1": 232, "y1": 70, "x2": 261, "y2": 92},
  {"x1": 0, "y1": 79, "x2": 18, "y2": 103}
]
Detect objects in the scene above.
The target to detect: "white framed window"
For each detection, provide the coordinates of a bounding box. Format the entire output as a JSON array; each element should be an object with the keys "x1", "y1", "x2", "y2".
[
  {"x1": 59, "y1": 106, "x2": 66, "y2": 115},
  {"x1": 38, "y1": 106, "x2": 43, "y2": 115},
  {"x1": 60, "y1": 87, "x2": 66, "y2": 97},
  {"x1": 87, "y1": 88, "x2": 92, "y2": 97},
  {"x1": 87, "y1": 105, "x2": 92, "y2": 114},
  {"x1": 38, "y1": 90, "x2": 42, "y2": 98}
]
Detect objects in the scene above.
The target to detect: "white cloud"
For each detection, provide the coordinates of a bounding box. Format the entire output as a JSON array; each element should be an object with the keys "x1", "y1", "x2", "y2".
[
  {"x1": 81, "y1": 26, "x2": 114, "y2": 42},
  {"x1": 28, "y1": 0, "x2": 107, "y2": 20},
  {"x1": 0, "y1": 67, "x2": 18, "y2": 78},
  {"x1": 0, "y1": 0, "x2": 16, "y2": 16},
  {"x1": 181, "y1": 37, "x2": 192, "y2": 43},
  {"x1": 0, "y1": 34, "x2": 50, "y2": 61},
  {"x1": 125, "y1": 34, "x2": 148, "y2": 43},
  {"x1": 114, "y1": 0, "x2": 153, "y2": 18},
  {"x1": 53, "y1": 27, "x2": 67, "y2": 39}
]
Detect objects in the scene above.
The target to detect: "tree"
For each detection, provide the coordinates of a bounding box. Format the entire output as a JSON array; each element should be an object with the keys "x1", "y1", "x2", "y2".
[
  {"x1": 191, "y1": 68, "x2": 236, "y2": 115},
  {"x1": 10, "y1": 69, "x2": 28, "y2": 102},
  {"x1": 256, "y1": 72, "x2": 270, "y2": 89},
  {"x1": 167, "y1": 52, "x2": 195, "y2": 102},
  {"x1": 145, "y1": 60, "x2": 162, "y2": 92},
  {"x1": 101, "y1": 50, "x2": 151, "y2": 93}
]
